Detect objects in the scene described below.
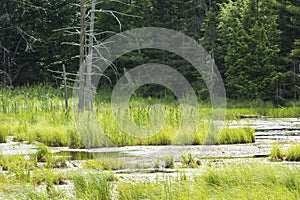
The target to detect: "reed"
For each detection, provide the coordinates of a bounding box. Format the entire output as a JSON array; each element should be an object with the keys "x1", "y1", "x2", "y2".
[{"x1": 3, "y1": 86, "x2": 300, "y2": 147}]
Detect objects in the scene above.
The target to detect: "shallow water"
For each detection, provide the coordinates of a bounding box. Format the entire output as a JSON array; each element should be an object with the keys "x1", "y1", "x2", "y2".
[
  {"x1": 49, "y1": 118, "x2": 300, "y2": 162},
  {"x1": 1, "y1": 118, "x2": 299, "y2": 199},
  {"x1": 1, "y1": 118, "x2": 299, "y2": 164}
]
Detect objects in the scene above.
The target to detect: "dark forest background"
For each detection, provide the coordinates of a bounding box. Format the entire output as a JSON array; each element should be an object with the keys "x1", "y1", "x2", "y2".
[{"x1": 0, "y1": 0, "x2": 299, "y2": 101}]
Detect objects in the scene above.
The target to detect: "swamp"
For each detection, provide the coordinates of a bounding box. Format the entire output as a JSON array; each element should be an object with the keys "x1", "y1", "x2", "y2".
[
  {"x1": 0, "y1": 86, "x2": 299, "y2": 199},
  {"x1": 1, "y1": 0, "x2": 300, "y2": 199}
]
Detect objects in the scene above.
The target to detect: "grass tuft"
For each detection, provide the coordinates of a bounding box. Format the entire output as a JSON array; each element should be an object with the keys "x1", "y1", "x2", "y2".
[
  {"x1": 269, "y1": 143, "x2": 285, "y2": 161},
  {"x1": 286, "y1": 144, "x2": 300, "y2": 161},
  {"x1": 181, "y1": 153, "x2": 201, "y2": 168},
  {"x1": 163, "y1": 156, "x2": 174, "y2": 169},
  {"x1": 73, "y1": 173, "x2": 113, "y2": 200},
  {"x1": 269, "y1": 143, "x2": 300, "y2": 162},
  {"x1": 0, "y1": 130, "x2": 6, "y2": 143},
  {"x1": 33, "y1": 144, "x2": 53, "y2": 162}
]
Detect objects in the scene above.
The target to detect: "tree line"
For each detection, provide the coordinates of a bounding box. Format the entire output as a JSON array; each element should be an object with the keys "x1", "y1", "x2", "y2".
[{"x1": 0, "y1": 0, "x2": 299, "y2": 101}]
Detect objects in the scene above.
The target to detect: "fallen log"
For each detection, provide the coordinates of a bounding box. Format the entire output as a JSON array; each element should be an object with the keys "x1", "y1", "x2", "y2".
[{"x1": 239, "y1": 115, "x2": 265, "y2": 119}]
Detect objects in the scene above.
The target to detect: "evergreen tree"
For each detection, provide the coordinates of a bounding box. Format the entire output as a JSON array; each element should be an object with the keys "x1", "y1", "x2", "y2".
[
  {"x1": 276, "y1": 0, "x2": 300, "y2": 99},
  {"x1": 218, "y1": 0, "x2": 281, "y2": 100}
]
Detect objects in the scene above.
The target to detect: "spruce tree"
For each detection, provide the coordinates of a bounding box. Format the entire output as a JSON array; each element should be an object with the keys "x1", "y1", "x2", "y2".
[{"x1": 218, "y1": 0, "x2": 281, "y2": 100}]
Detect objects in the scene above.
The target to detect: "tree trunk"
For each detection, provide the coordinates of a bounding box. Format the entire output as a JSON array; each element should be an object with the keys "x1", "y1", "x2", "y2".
[
  {"x1": 78, "y1": 0, "x2": 86, "y2": 112},
  {"x1": 62, "y1": 64, "x2": 68, "y2": 110},
  {"x1": 85, "y1": 0, "x2": 96, "y2": 111}
]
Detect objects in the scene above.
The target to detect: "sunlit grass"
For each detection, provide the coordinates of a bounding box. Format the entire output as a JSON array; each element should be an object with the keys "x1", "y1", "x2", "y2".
[
  {"x1": 0, "y1": 151, "x2": 299, "y2": 199},
  {"x1": 117, "y1": 163, "x2": 300, "y2": 200},
  {"x1": 83, "y1": 158, "x2": 126, "y2": 170},
  {"x1": 286, "y1": 144, "x2": 300, "y2": 161},
  {"x1": 0, "y1": 152, "x2": 68, "y2": 199},
  {"x1": 2, "y1": 85, "x2": 299, "y2": 147},
  {"x1": 73, "y1": 173, "x2": 114, "y2": 200},
  {"x1": 269, "y1": 143, "x2": 285, "y2": 161},
  {"x1": 269, "y1": 143, "x2": 300, "y2": 162}
]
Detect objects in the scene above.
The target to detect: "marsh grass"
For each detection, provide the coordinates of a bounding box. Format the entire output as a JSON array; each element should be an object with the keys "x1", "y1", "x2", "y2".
[
  {"x1": 0, "y1": 150, "x2": 299, "y2": 200},
  {"x1": 286, "y1": 144, "x2": 300, "y2": 161},
  {"x1": 31, "y1": 168, "x2": 67, "y2": 186},
  {"x1": 83, "y1": 158, "x2": 126, "y2": 170},
  {"x1": 163, "y1": 156, "x2": 174, "y2": 169},
  {"x1": 0, "y1": 155, "x2": 36, "y2": 176},
  {"x1": 217, "y1": 127, "x2": 255, "y2": 144},
  {"x1": 0, "y1": 184, "x2": 51, "y2": 200},
  {"x1": 269, "y1": 143, "x2": 285, "y2": 161},
  {"x1": 0, "y1": 172, "x2": 67, "y2": 199},
  {"x1": 0, "y1": 130, "x2": 6, "y2": 143},
  {"x1": 0, "y1": 152, "x2": 68, "y2": 199},
  {"x1": 73, "y1": 173, "x2": 113, "y2": 200},
  {"x1": 225, "y1": 107, "x2": 300, "y2": 119},
  {"x1": 269, "y1": 143, "x2": 300, "y2": 162},
  {"x1": 181, "y1": 153, "x2": 201, "y2": 168},
  {"x1": 33, "y1": 144, "x2": 53, "y2": 162},
  {"x1": 0, "y1": 86, "x2": 257, "y2": 147},
  {"x1": 117, "y1": 163, "x2": 300, "y2": 200},
  {"x1": 4, "y1": 86, "x2": 300, "y2": 147}
]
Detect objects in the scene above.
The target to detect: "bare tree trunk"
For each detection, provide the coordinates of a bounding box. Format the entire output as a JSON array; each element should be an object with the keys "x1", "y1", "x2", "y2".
[
  {"x1": 78, "y1": 0, "x2": 86, "y2": 112},
  {"x1": 85, "y1": 0, "x2": 96, "y2": 111},
  {"x1": 62, "y1": 64, "x2": 68, "y2": 110}
]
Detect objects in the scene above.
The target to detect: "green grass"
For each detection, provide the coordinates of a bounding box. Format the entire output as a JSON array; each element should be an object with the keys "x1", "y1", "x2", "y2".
[
  {"x1": 0, "y1": 153, "x2": 69, "y2": 199},
  {"x1": 83, "y1": 158, "x2": 126, "y2": 170},
  {"x1": 73, "y1": 173, "x2": 114, "y2": 200},
  {"x1": 269, "y1": 143, "x2": 300, "y2": 162},
  {"x1": 0, "y1": 151, "x2": 299, "y2": 199},
  {"x1": 269, "y1": 143, "x2": 285, "y2": 161},
  {"x1": 33, "y1": 144, "x2": 53, "y2": 162},
  {"x1": 286, "y1": 144, "x2": 300, "y2": 161},
  {"x1": 0, "y1": 130, "x2": 6, "y2": 143},
  {"x1": 117, "y1": 163, "x2": 300, "y2": 200},
  {"x1": 163, "y1": 156, "x2": 174, "y2": 169},
  {"x1": 0, "y1": 85, "x2": 259, "y2": 147},
  {"x1": 181, "y1": 152, "x2": 201, "y2": 168}
]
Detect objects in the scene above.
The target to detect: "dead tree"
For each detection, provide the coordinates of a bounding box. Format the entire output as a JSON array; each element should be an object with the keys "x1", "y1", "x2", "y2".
[{"x1": 78, "y1": 0, "x2": 86, "y2": 112}]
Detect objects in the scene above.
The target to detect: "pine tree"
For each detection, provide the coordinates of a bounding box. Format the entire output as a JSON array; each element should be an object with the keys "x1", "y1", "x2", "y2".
[
  {"x1": 276, "y1": 0, "x2": 300, "y2": 99},
  {"x1": 218, "y1": 0, "x2": 281, "y2": 100}
]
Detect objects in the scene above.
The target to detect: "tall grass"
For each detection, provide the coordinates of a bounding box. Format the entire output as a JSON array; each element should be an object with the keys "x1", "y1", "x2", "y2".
[
  {"x1": 286, "y1": 144, "x2": 300, "y2": 161},
  {"x1": 269, "y1": 143, "x2": 285, "y2": 161},
  {"x1": 5, "y1": 85, "x2": 300, "y2": 147},
  {"x1": 73, "y1": 173, "x2": 113, "y2": 199},
  {"x1": 0, "y1": 153, "x2": 67, "y2": 199},
  {"x1": 269, "y1": 143, "x2": 300, "y2": 162},
  {"x1": 0, "y1": 130, "x2": 6, "y2": 143},
  {"x1": 0, "y1": 151, "x2": 299, "y2": 199},
  {"x1": 117, "y1": 163, "x2": 300, "y2": 199},
  {"x1": 181, "y1": 152, "x2": 201, "y2": 168}
]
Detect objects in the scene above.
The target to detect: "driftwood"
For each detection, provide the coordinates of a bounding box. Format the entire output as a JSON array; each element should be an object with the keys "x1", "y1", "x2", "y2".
[{"x1": 239, "y1": 115, "x2": 265, "y2": 119}]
